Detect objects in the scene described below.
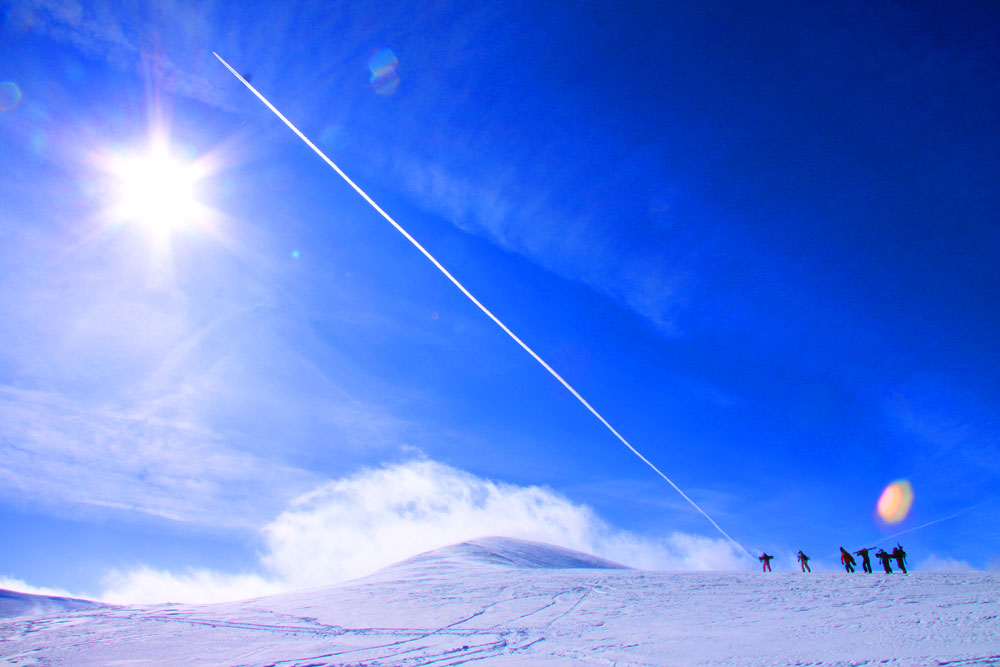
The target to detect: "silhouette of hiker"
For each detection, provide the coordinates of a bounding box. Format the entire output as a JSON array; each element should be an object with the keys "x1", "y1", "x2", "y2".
[
  {"x1": 875, "y1": 548, "x2": 894, "y2": 573},
  {"x1": 854, "y1": 547, "x2": 874, "y2": 573},
  {"x1": 759, "y1": 553, "x2": 774, "y2": 572},
  {"x1": 839, "y1": 547, "x2": 856, "y2": 573},
  {"x1": 892, "y1": 544, "x2": 908, "y2": 574},
  {"x1": 797, "y1": 550, "x2": 811, "y2": 572}
]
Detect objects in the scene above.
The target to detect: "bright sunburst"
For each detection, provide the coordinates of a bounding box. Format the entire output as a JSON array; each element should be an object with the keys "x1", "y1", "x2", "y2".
[{"x1": 108, "y1": 143, "x2": 205, "y2": 234}]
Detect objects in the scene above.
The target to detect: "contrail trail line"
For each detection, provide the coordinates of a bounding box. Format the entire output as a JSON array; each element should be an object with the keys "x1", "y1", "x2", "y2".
[
  {"x1": 214, "y1": 52, "x2": 753, "y2": 560},
  {"x1": 826, "y1": 497, "x2": 995, "y2": 560},
  {"x1": 877, "y1": 498, "x2": 994, "y2": 544}
]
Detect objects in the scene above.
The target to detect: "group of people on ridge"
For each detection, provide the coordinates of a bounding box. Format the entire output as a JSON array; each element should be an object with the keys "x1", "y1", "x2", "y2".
[
  {"x1": 757, "y1": 544, "x2": 908, "y2": 573},
  {"x1": 840, "y1": 545, "x2": 908, "y2": 574}
]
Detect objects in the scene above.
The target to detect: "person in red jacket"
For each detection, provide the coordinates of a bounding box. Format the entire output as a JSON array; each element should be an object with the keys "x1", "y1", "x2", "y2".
[
  {"x1": 759, "y1": 553, "x2": 774, "y2": 572},
  {"x1": 839, "y1": 547, "x2": 857, "y2": 573},
  {"x1": 797, "y1": 550, "x2": 811, "y2": 572}
]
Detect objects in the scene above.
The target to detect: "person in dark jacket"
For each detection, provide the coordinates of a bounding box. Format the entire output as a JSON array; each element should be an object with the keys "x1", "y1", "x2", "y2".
[
  {"x1": 891, "y1": 544, "x2": 908, "y2": 574},
  {"x1": 759, "y1": 553, "x2": 774, "y2": 572},
  {"x1": 797, "y1": 550, "x2": 811, "y2": 572},
  {"x1": 854, "y1": 547, "x2": 874, "y2": 573},
  {"x1": 875, "y1": 548, "x2": 894, "y2": 573},
  {"x1": 839, "y1": 547, "x2": 857, "y2": 573}
]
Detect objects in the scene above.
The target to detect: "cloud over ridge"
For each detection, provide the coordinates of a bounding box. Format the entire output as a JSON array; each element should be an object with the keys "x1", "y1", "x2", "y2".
[{"x1": 101, "y1": 459, "x2": 748, "y2": 603}]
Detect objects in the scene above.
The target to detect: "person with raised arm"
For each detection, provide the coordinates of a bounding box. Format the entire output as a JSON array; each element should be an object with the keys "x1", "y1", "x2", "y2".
[
  {"x1": 854, "y1": 547, "x2": 874, "y2": 573},
  {"x1": 759, "y1": 553, "x2": 774, "y2": 572}
]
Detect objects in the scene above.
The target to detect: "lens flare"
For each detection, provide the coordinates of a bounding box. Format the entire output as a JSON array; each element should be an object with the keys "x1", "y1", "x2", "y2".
[
  {"x1": 877, "y1": 480, "x2": 914, "y2": 524},
  {"x1": 0, "y1": 82, "x2": 23, "y2": 110},
  {"x1": 368, "y1": 47, "x2": 400, "y2": 96}
]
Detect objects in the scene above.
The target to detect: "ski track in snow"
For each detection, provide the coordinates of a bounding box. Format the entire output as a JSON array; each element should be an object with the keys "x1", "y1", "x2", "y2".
[{"x1": 0, "y1": 538, "x2": 997, "y2": 666}]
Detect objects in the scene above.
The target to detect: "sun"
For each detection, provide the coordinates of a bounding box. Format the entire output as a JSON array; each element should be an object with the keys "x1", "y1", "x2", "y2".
[{"x1": 109, "y1": 144, "x2": 204, "y2": 233}]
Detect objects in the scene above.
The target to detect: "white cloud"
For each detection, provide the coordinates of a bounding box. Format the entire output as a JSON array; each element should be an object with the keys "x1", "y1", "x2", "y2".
[
  {"x1": 0, "y1": 387, "x2": 316, "y2": 529},
  {"x1": 7, "y1": 0, "x2": 232, "y2": 109},
  {"x1": 0, "y1": 220, "x2": 409, "y2": 529},
  {"x1": 97, "y1": 459, "x2": 749, "y2": 604},
  {"x1": 917, "y1": 554, "x2": 978, "y2": 572},
  {"x1": 0, "y1": 577, "x2": 75, "y2": 598},
  {"x1": 100, "y1": 567, "x2": 281, "y2": 605},
  {"x1": 390, "y1": 152, "x2": 685, "y2": 332}
]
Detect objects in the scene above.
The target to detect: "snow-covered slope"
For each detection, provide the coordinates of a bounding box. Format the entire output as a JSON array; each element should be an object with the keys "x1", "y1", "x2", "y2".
[
  {"x1": 1, "y1": 537, "x2": 997, "y2": 666},
  {"x1": 372, "y1": 536, "x2": 630, "y2": 578},
  {"x1": 0, "y1": 588, "x2": 102, "y2": 619}
]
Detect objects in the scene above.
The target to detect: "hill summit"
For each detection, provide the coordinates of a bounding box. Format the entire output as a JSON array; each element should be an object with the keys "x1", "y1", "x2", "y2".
[
  {"x1": 0, "y1": 588, "x2": 102, "y2": 619},
  {"x1": 372, "y1": 536, "x2": 630, "y2": 578}
]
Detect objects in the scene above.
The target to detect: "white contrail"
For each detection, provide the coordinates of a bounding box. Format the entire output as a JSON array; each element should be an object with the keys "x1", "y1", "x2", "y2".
[
  {"x1": 213, "y1": 52, "x2": 753, "y2": 560},
  {"x1": 877, "y1": 498, "x2": 994, "y2": 544},
  {"x1": 825, "y1": 497, "x2": 995, "y2": 560}
]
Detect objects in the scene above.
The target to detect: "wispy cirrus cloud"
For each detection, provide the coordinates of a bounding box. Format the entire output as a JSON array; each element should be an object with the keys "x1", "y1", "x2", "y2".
[
  {"x1": 886, "y1": 379, "x2": 1000, "y2": 475},
  {"x1": 0, "y1": 386, "x2": 317, "y2": 527},
  {"x1": 5, "y1": 0, "x2": 231, "y2": 109},
  {"x1": 0, "y1": 312, "x2": 422, "y2": 529},
  {"x1": 383, "y1": 150, "x2": 689, "y2": 333}
]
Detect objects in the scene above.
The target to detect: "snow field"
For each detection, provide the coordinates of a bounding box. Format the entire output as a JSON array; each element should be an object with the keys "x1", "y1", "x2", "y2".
[{"x1": 1, "y1": 538, "x2": 997, "y2": 666}]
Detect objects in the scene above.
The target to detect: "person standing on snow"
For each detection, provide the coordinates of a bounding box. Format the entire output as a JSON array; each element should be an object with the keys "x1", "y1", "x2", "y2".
[
  {"x1": 854, "y1": 547, "x2": 874, "y2": 573},
  {"x1": 875, "y1": 548, "x2": 894, "y2": 573},
  {"x1": 759, "y1": 553, "x2": 774, "y2": 572},
  {"x1": 891, "y1": 544, "x2": 908, "y2": 574},
  {"x1": 797, "y1": 550, "x2": 811, "y2": 572},
  {"x1": 839, "y1": 547, "x2": 857, "y2": 573}
]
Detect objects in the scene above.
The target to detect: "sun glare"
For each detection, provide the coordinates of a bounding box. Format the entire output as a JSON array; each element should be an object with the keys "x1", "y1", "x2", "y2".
[{"x1": 110, "y1": 146, "x2": 203, "y2": 233}]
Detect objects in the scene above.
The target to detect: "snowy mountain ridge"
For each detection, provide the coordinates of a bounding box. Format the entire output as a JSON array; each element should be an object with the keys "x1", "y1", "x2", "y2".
[
  {"x1": 1, "y1": 536, "x2": 998, "y2": 666},
  {"x1": 371, "y1": 536, "x2": 631, "y2": 578},
  {"x1": 0, "y1": 588, "x2": 102, "y2": 620}
]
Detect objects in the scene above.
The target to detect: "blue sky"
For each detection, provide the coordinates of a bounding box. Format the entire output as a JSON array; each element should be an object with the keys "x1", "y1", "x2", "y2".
[{"x1": 1, "y1": 0, "x2": 998, "y2": 600}]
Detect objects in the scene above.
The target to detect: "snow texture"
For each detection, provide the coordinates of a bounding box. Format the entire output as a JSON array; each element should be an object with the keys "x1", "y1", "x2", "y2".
[
  {"x1": 0, "y1": 590, "x2": 102, "y2": 620},
  {"x1": 1, "y1": 537, "x2": 998, "y2": 666}
]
